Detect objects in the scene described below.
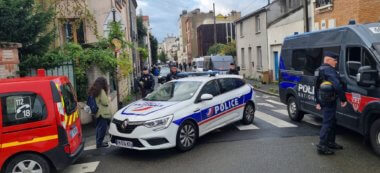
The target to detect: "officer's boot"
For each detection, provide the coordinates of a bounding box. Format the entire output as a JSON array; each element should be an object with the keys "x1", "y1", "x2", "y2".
[
  {"x1": 317, "y1": 144, "x2": 335, "y2": 155},
  {"x1": 328, "y1": 142, "x2": 344, "y2": 150}
]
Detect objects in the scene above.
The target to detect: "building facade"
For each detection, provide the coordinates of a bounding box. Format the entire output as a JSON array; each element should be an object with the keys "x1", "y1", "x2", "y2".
[
  {"x1": 314, "y1": 0, "x2": 380, "y2": 31},
  {"x1": 179, "y1": 9, "x2": 241, "y2": 63},
  {"x1": 197, "y1": 23, "x2": 236, "y2": 57},
  {"x1": 142, "y1": 16, "x2": 152, "y2": 67}
]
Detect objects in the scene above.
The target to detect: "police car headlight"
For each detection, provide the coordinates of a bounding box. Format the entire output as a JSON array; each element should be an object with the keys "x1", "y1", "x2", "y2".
[{"x1": 144, "y1": 114, "x2": 174, "y2": 130}]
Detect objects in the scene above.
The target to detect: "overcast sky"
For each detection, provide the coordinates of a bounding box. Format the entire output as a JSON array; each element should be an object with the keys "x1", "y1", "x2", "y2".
[{"x1": 136, "y1": 0, "x2": 269, "y2": 42}]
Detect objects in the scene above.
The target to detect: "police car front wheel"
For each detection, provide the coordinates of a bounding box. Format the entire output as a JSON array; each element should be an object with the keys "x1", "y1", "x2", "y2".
[
  {"x1": 370, "y1": 118, "x2": 380, "y2": 156},
  {"x1": 287, "y1": 97, "x2": 304, "y2": 122},
  {"x1": 242, "y1": 103, "x2": 255, "y2": 125},
  {"x1": 176, "y1": 121, "x2": 198, "y2": 152}
]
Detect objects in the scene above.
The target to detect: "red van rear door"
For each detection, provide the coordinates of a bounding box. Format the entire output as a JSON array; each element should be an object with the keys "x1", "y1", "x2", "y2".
[{"x1": 57, "y1": 81, "x2": 82, "y2": 154}]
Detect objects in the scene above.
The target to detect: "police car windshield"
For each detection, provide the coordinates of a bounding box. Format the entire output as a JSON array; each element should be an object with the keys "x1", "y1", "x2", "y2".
[{"x1": 144, "y1": 81, "x2": 202, "y2": 101}]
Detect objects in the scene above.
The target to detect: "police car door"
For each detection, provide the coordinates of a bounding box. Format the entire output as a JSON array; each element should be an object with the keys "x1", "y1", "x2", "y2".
[
  {"x1": 196, "y1": 80, "x2": 224, "y2": 134},
  {"x1": 216, "y1": 78, "x2": 244, "y2": 124}
]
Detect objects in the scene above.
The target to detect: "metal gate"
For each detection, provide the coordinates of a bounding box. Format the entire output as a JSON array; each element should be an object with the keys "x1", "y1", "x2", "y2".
[{"x1": 27, "y1": 62, "x2": 76, "y2": 89}]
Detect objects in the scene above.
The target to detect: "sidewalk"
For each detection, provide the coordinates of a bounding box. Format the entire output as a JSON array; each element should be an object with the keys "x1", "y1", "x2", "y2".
[{"x1": 245, "y1": 79, "x2": 279, "y2": 97}]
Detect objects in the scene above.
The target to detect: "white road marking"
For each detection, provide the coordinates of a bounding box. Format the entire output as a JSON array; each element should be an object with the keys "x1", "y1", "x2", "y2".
[
  {"x1": 303, "y1": 116, "x2": 322, "y2": 126},
  {"x1": 256, "y1": 111, "x2": 297, "y2": 128},
  {"x1": 84, "y1": 145, "x2": 97, "y2": 151},
  {"x1": 257, "y1": 103, "x2": 275, "y2": 108},
  {"x1": 62, "y1": 161, "x2": 100, "y2": 173},
  {"x1": 266, "y1": 99, "x2": 284, "y2": 105},
  {"x1": 235, "y1": 123, "x2": 260, "y2": 130},
  {"x1": 273, "y1": 109, "x2": 288, "y2": 116}
]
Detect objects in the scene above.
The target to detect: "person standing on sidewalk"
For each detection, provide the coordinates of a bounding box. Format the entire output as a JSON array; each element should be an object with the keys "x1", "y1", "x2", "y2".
[
  {"x1": 227, "y1": 63, "x2": 239, "y2": 75},
  {"x1": 139, "y1": 67, "x2": 155, "y2": 97},
  {"x1": 88, "y1": 77, "x2": 112, "y2": 149},
  {"x1": 315, "y1": 51, "x2": 348, "y2": 155}
]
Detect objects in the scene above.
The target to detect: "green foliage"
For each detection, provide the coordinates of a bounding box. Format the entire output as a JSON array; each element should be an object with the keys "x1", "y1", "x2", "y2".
[
  {"x1": 158, "y1": 51, "x2": 167, "y2": 63},
  {"x1": 207, "y1": 43, "x2": 225, "y2": 55},
  {"x1": 149, "y1": 35, "x2": 158, "y2": 64},
  {"x1": 137, "y1": 16, "x2": 147, "y2": 46},
  {"x1": 207, "y1": 40, "x2": 236, "y2": 57},
  {"x1": 221, "y1": 40, "x2": 237, "y2": 57},
  {"x1": 0, "y1": 0, "x2": 54, "y2": 61},
  {"x1": 118, "y1": 51, "x2": 133, "y2": 77},
  {"x1": 138, "y1": 47, "x2": 149, "y2": 61}
]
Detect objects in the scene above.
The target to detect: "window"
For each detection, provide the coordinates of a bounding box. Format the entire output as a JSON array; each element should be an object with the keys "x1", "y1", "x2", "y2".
[
  {"x1": 241, "y1": 48, "x2": 246, "y2": 69},
  {"x1": 240, "y1": 22, "x2": 244, "y2": 37},
  {"x1": 62, "y1": 20, "x2": 85, "y2": 44},
  {"x1": 60, "y1": 84, "x2": 77, "y2": 115},
  {"x1": 1, "y1": 93, "x2": 47, "y2": 127},
  {"x1": 255, "y1": 16, "x2": 260, "y2": 33},
  {"x1": 291, "y1": 47, "x2": 340, "y2": 75},
  {"x1": 144, "y1": 81, "x2": 202, "y2": 101},
  {"x1": 346, "y1": 46, "x2": 377, "y2": 77},
  {"x1": 248, "y1": 47, "x2": 252, "y2": 68},
  {"x1": 257, "y1": 46, "x2": 262, "y2": 70},
  {"x1": 199, "y1": 80, "x2": 220, "y2": 97},
  {"x1": 218, "y1": 78, "x2": 245, "y2": 93},
  {"x1": 316, "y1": 0, "x2": 333, "y2": 8}
]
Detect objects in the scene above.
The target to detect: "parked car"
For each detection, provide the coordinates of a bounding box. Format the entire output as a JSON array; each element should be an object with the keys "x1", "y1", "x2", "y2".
[
  {"x1": 109, "y1": 75, "x2": 256, "y2": 151},
  {"x1": 0, "y1": 71, "x2": 84, "y2": 173},
  {"x1": 279, "y1": 22, "x2": 380, "y2": 155}
]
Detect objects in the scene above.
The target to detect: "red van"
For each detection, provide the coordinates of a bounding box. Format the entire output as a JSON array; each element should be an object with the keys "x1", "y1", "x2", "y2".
[{"x1": 0, "y1": 75, "x2": 84, "y2": 173}]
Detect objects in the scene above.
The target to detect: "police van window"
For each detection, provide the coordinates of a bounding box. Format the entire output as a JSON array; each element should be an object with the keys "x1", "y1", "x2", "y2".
[
  {"x1": 199, "y1": 80, "x2": 221, "y2": 97},
  {"x1": 346, "y1": 47, "x2": 377, "y2": 78},
  {"x1": 1, "y1": 93, "x2": 47, "y2": 127},
  {"x1": 60, "y1": 84, "x2": 77, "y2": 115},
  {"x1": 291, "y1": 49, "x2": 307, "y2": 71}
]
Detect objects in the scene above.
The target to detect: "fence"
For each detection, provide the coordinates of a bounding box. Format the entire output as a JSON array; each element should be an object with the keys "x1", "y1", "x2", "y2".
[{"x1": 27, "y1": 62, "x2": 76, "y2": 89}]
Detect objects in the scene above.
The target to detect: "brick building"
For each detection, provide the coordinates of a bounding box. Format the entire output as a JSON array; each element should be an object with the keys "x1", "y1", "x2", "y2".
[
  {"x1": 0, "y1": 42, "x2": 22, "y2": 79},
  {"x1": 314, "y1": 0, "x2": 380, "y2": 30}
]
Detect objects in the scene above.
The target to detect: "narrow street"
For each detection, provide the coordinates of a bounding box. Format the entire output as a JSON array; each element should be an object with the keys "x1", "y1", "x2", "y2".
[{"x1": 61, "y1": 91, "x2": 380, "y2": 173}]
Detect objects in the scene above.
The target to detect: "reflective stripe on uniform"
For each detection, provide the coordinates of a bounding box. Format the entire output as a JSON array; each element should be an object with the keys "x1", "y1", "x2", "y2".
[{"x1": 0, "y1": 135, "x2": 58, "y2": 149}]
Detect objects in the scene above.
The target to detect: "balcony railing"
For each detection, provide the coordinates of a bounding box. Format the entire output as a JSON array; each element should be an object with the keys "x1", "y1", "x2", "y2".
[{"x1": 316, "y1": 0, "x2": 333, "y2": 8}]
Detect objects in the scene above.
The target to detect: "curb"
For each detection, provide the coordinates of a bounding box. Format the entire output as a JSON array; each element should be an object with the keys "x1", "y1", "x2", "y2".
[{"x1": 253, "y1": 87, "x2": 280, "y2": 97}]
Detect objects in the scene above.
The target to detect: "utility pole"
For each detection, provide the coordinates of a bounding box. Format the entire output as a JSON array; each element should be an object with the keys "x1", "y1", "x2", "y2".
[
  {"x1": 303, "y1": 0, "x2": 310, "y2": 32},
  {"x1": 213, "y1": 3, "x2": 217, "y2": 45},
  {"x1": 112, "y1": 8, "x2": 121, "y2": 109}
]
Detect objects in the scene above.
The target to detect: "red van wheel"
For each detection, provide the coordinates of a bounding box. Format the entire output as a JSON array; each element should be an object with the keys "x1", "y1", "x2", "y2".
[
  {"x1": 370, "y1": 119, "x2": 380, "y2": 156},
  {"x1": 5, "y1": 154, "x2": 51, "y2": 173}
]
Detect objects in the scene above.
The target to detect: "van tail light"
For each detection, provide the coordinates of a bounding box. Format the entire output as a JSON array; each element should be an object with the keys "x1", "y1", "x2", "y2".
[
  {"x1": 57, "y1": 102, "x2": 67, "y2": 129},
  {"x1": 64, "y1": 144, "x2": 71, "y2": 154}
]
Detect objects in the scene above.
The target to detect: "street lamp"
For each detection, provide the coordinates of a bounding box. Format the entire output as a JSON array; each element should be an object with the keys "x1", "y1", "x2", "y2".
[{"x1": 111, "y1": 8, "x2": 121, "y2": 109}]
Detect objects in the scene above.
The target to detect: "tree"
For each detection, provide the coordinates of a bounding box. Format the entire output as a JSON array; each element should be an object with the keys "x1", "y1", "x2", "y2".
[
  {"x1": 221, "y1": 40, "x2": 236, "y2": 57},
  {"x1": 0, "y1": 0, "x2": 54, "y2": 61},
  {"x1": 158, "y1": 51, "x2": 167, "y2": 63},
  {"x1": 207, "y1": 43, "x2": 225, "y2": 56},
  {"x1": 136, "y1": 16, "x2": 147, "y2": 46},
  {"x1": 149, "y1": 35, "x2": 158, "y2": 64}
]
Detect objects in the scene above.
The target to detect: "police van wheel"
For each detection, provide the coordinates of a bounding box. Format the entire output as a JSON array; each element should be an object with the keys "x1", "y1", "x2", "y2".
[
  {"x1": 287, "y1": 97, "x2": 304, "y2": 122},
  {"x1": 370, "y1": 118, "x2": 380, "y2": 155},
  {"x1": 176, "y1": 120, "x2": 198, "y2": 152},
  {"x1": 242, "y1": 103, "x2": 255, "y2": 125},
  {"x1": 5, "y1": 153, "x2": 51, "y2": 173}
]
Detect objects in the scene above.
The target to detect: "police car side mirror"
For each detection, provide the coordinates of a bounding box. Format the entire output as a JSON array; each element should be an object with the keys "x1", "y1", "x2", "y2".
[
  {"x1": 200, "y1": 94, "x2": 213, "y2": 101},
  {"x1": 357, "y1": 66, "x2": 377, "y2": 87}
]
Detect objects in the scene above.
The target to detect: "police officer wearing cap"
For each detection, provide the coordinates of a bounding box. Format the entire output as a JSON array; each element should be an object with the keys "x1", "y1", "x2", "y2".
[
  {"x1": 139, "y1": 67, "x2": 155, "y2": 97},
  {"x1": 166, "y1": 64, "x2": 180, "y2": 82},
  {"x1": 315, "y1": 51, "x2": 348, "y2": 155},
  {"x1": 228, "y1": 63, "x2": 239, "y2": 75}
]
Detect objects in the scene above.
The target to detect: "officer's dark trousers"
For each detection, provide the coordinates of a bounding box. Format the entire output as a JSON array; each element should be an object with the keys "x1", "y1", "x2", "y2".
[
  {"x1": 319, "y1": 105, "x2": 337, "y2": 146},
  {"x1": 96, "y1": 116, "x2": 110, "y2": 147}
]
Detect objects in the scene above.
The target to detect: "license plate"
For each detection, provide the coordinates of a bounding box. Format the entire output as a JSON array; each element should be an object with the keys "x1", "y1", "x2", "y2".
[
  {"x1": 70, "y1": 125, "x2": 78, "y2": 138},
  {"x1": 116, "y1": 139, "x2": 133, "y2": 148}
]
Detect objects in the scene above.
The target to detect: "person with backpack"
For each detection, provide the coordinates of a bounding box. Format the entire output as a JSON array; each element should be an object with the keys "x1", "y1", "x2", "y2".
[{"x1": 88, "y1": 77, "x2": 112, "y2": 149}]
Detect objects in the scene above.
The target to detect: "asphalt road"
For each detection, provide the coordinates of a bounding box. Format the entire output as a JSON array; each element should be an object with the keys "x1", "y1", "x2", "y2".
[{"x1": 61, "y1": 91, "x2": 380, "y2": 173}]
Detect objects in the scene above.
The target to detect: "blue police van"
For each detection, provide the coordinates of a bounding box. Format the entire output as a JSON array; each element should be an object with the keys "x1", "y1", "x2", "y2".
[{"x1": 279, "y1": 22, "x2": 380, "y2": 155}]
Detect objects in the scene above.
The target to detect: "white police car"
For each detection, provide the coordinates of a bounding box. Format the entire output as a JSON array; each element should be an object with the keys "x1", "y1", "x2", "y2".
[{"x1": 109, "y1": 75, "x2": 256, "y2": 151}]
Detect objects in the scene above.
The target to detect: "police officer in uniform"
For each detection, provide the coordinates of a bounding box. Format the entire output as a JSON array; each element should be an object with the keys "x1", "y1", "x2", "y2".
[
  {"x1": 139, "y1": 67, "x2": 155, "y2": 97},
  {"x1": 227, "y1": 63, "x2": 239, "y2": 75},
  {"x1": 166, "y1": 64, "x2": 180, "y2": 82},
  {"x1": 315, "y1": 51, "x2": 348, "y2": 155}
]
